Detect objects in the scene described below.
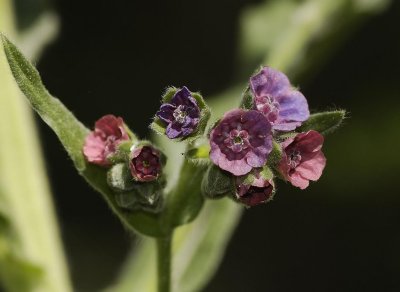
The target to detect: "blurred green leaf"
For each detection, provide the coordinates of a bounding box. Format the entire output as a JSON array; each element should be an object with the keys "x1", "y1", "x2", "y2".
[
  {"x1": 298, "y1": 110, "x2": 346, "y2": 135},
  {"x1": 0, "y1": 239, "x2": 43, "y2": 292},
  {"x1": 0, "y1": 209, "x2": 43, "y2": 292},
  {"x1": 173, "y1": 199, "x2": 242, "y2": 292}
]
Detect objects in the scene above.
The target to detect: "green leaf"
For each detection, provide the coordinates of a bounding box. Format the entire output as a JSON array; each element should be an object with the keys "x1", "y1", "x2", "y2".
[
  {"x1": 298, "y1": 110, "x2": 347, "y2": 135},
  {"x1": 0, "y1": 33, "x2": 165, "y2": 237}
]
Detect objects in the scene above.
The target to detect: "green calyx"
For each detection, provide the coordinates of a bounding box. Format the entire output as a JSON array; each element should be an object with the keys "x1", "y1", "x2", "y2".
[
  {"x1": 201, "y1": 165, "x2": 235, "y2": 200},
  {"x1": 239, "y1": 86, "x2": 254, "y2": 110}
]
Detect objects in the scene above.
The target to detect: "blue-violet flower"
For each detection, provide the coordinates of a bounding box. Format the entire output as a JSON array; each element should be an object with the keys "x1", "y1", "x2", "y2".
[
  {"x1": 156, "y1": 87, "x2": 200, "y2": 139},
  {"x1": 250, "y1": 66, "x2": 310, "y2": 131}
]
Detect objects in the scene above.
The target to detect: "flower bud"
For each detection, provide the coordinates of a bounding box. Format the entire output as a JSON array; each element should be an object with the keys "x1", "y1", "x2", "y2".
[
  {"x1": 201, "y1": 165, "x2": 235, "y2": 199},
  {"x1": 107, "y1": 163, "x2": 135, "y2": 192},
  {"x1": 115, "y1": 182, "x2": 164, "y2": 213},
  {"x1": 235, "y1": 168, "x2": 275, "y2": 207},
  {"x1": 129, "y1": 143, "x2": 164, "y2": 182}
]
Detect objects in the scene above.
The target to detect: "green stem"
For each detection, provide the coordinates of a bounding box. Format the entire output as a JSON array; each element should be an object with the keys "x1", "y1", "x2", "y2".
[{"x1": 156, "y1": 234, "x2": 172, "y2": 292}]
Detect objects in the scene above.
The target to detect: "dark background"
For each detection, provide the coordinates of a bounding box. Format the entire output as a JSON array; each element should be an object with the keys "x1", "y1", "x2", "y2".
[{"x1": 13, "y1": 0, "x2": 400, "y2": 291}]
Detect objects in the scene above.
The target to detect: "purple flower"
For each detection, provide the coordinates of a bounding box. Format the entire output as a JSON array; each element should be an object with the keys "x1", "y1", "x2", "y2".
[
  {"x1": 83, "y1": 115, "x2": 130, "y2": 166},
  {"x1": 250, "y1": 66, "x2": 309, "y2": 131},
  {"x1": 278, "y1": 130, "x2": 326, "y2": 189},
  {"x1": 156, "y1": 87, "x2": 200, "y2": 139},
  {"x1": 130, "y1": 145, "x2": 162, "y2": 182},
  {"x1": 210, "y1": 109, "x2": 272, "y2": 176},
  {"x1": 236, "y1": 172, "x2": 274, "y2": 207}
]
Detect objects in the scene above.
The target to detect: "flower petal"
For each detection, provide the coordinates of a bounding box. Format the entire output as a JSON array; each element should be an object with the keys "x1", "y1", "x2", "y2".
[
  {"x1": 288, "y1": 172, "x2": 310, "y2": 189},
  {"x1": 156, "y1": 104, "x2": 176, "y2": 124},
  {"x1": 83, "y1": 133, "x2": 108, "y2": 165},
  {"x1": 296, "y1": 151, "x2": 326, "y2": 181},
  {"x1": 294, "y1": 131, "x2": 324, "y2": 153},
  {"x1": 166, "y1": 123, "x2": 183, "y2": 139},
  {"x1": 171, "y1": 86, "x2": 197, "y2": 108},
  {"x1": 275, "y1": 90, "x2": 309, "y2": 122},
  {"x1": 250, "y1": 67, "x2": 290, "y2": 98}
]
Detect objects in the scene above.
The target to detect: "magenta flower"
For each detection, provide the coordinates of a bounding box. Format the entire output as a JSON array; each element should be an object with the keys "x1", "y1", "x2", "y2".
[
  {"x1": 250, "y1": 66, "x2": 309, "y2": 131},
  {"x1": 156, "y1": 87, "x2": 200, "y2": 139},
  {"x1": 83, "y1": 115, "x2": 130, "y2": 166},
  {"x1": 130, "y1": 146, "x2": 162, "y2": 182},
  {"x1": 236, "y1": 173, "x2": 274, "y2": 207},
  {"x1": 278, "y1": 130, "x2": 326, "y2": 189},
  {"x1": 210, "y1": 109, "x2": 272, "y2": 176}
]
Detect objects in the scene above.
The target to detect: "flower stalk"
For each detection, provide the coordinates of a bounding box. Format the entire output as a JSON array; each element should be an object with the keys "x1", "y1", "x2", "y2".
[{"x1": 156, "y1": 235, "x2": 172, "y2": 292}]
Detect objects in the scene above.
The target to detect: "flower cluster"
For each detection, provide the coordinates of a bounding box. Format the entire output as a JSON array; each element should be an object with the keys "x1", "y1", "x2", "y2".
[
  {"x1": 208, "y1": 66, "x2": 327, "y2": 206},
  {"x1": 83, "y1": 115, "x2": 165, "y2": 211},
  {"x1": 83, "y1": 67, "x2": 340, "y2": 211}
]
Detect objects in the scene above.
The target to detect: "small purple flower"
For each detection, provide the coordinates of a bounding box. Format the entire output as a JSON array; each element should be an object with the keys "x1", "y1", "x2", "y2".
[
  {"x1": 210, "y1": 109, "x2": 272, "y2": 176},
  {"x1": 156, "y1": 87, "x2": 200, "y2": 139},
  {"x1": 278, "y1": 130, "x2": 326, "y2": 189},
  {"x1": 83, "y1": 115, "x2": 130, "y2": 166},
  {"x1": 250, "y1": 66, "x2": 310, "y2": 131},
  {"x1": 130, "y1": 146, "x2": 162, "y2": 182},
  {"x1": 236, "y1": 172, "x2": 274, "y2": 207}
]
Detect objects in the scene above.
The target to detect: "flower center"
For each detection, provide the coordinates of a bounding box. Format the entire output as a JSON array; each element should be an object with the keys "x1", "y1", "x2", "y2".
[
  {"x1": 288, "y1": 150, "x2": 301, "y2": 169},
  {"x1": 256, "y1": 95, "x2": 280, "y2": 123},
  {"x1": 225, "y1": 129, "x2": 250, "y2": 153},
  {"x1": 234, "y1": 136, "x2": 243, "y2": 144},
  {"x1": 104, "y1": 135, "x2": 118, "y2": 154},
  {"x1": 173, "y1": 105, "x2": 187, "y2": 123}
]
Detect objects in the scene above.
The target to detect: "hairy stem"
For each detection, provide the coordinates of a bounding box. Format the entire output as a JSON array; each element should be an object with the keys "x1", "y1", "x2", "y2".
[{"x1": 157, "y1": 235, "x2": 172, "y2": 292}]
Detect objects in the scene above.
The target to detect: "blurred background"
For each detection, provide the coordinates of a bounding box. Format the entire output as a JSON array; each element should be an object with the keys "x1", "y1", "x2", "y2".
[{"x1": 4, "y1": 0, "x2": 400, "y2": 290}]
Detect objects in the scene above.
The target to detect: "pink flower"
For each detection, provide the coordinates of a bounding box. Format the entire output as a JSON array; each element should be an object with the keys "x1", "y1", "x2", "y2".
[
  {"x1": 209, "y1": 109, "x2": 272, "y2": 176},
  {"x1": 83, "y1": 115, "x2": 130, "y2": 166},
  {"x1": 130, "y1": 146, "x2": 162, "y2": 182},
  {"x1": 236, "y1": 172, "x2": 274, "y2": 207},
  {"x1": 278, "y1": 130, "x2": 326, "y2": 189}
]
